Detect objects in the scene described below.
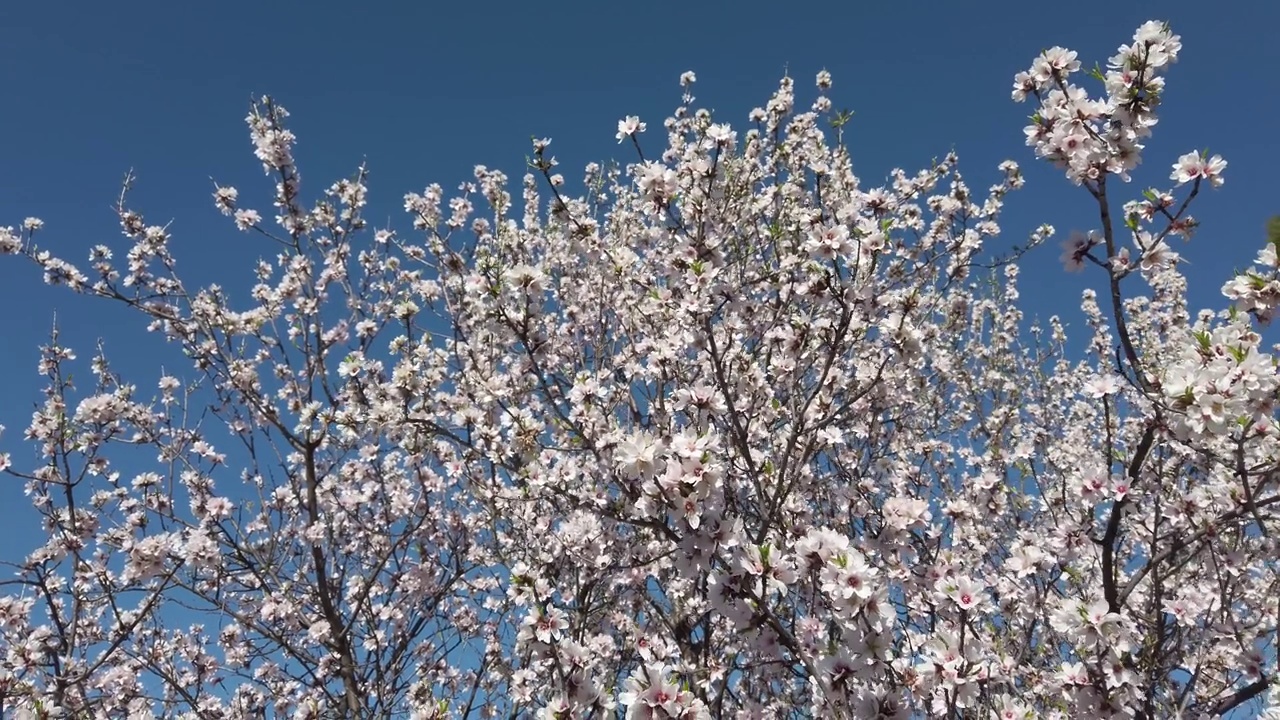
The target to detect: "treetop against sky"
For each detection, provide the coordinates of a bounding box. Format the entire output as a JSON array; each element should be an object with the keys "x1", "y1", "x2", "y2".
[{"x1": 1, "y1": 4, "x2": 1279, "y2": 719}]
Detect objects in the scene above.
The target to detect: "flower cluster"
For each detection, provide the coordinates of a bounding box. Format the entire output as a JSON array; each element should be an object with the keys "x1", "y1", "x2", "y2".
[{"x1": 1014, "y1": 21, "x2": 1181, "y2": 185}]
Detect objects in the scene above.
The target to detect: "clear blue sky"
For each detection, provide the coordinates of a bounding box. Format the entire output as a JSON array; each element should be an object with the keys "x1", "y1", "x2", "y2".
[{"x1": 0, "y1": 0, "x2": 1277, "y2": 704}]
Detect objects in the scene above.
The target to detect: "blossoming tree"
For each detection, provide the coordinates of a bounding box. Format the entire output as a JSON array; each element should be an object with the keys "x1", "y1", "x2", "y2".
[{"x1": 1, "y1": 19, "x2": 1278, "y2": 720}]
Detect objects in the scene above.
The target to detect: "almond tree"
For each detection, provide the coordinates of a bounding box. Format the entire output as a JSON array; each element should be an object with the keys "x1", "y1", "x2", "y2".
[{"x1": 0, "y1": 20, "x2": 1277, "y2": 720}]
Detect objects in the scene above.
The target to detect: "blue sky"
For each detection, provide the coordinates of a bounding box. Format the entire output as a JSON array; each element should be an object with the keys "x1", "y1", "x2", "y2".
[{"x1": 0, "y1": 0, "x2": 1277, "y2": 710}]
